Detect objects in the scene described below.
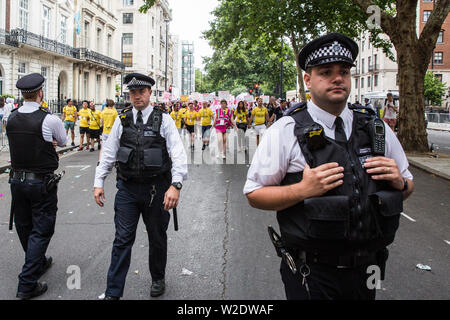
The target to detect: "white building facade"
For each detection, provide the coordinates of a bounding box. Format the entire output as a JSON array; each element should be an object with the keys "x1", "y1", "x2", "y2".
[
  {"x1": 117, "y1": 0, "x2": 176, "y2": 102},
  {"x1": 351, "y1": 31, "x2": 399, "y2": 104}
]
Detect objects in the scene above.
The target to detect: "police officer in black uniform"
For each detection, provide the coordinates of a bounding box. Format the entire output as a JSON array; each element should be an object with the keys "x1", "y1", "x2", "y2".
[
  {"x1": 94, "y1": 73, "x2": 188, "y2": 300},
  {"x1": 7, "y1": 73, "x2": 66, "y2": 299},
  {"x1": 244, "y1": 33, "x2": 414, "y2": 300}
]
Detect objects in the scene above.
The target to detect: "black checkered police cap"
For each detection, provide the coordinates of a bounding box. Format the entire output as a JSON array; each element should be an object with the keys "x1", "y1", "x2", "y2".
[
  {"x1": 16, "y1": 73, "x2": 45, "y2": 93},
  {"x1": 298, "y1": 33, "x2": 358, "y2": 71},
  {"x1": 124, "y1": 73, "x2": 156, "y2": 90}
]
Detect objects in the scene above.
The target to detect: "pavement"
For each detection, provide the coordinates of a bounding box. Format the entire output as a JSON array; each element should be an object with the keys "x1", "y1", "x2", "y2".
[{"x1": 0, "y1": 131, "x2": 448, "y2": 300}]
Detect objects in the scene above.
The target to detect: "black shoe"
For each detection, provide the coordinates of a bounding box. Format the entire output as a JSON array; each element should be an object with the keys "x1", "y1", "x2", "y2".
[
  {"x1": 16, "y1": 282, "x2": 48, "y2": 300},
  {"x1": 103, "y1": 295, "x2": 120, "y2": 300},
  {"x1": 150, "y1": 279, "x2": 165, "y2": 297},
  {"x1": 98, "y1": 144, "x2": 101, "y2": 150},
  {"x1": 202, "y1": 144, "x2": 206, "y2": 151},
  {"x1": 90, "y1": 148, "x2": 94, "y2": 152},
  {"x1": 71, "y1": 142, "x2": 75, "y2": 147},
  {"x1": 39, "y1": 256, "x2": 53, "y2": 278}
]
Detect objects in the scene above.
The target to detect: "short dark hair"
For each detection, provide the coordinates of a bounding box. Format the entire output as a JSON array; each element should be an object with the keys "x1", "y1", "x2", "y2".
[
  {"x1": 106, "y1": 99, "x2": 115, "y2": 107},
  {"x1": 305, "y1": 67, "x2": 312, "y2": 74},
  {"x1": 82, "y1": 100, "x2": 89, "y2": 105},
  {"x1": 220, "y1": 99, "x2": 227, "y2": 104}
]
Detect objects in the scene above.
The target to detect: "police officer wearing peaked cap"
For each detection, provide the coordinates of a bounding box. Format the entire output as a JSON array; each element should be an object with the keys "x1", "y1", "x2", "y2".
[
  {"x1": 94, "y1": 73, "x2": 188, "y2": 300},
  {"x1": 7, "y1": 73, "x2": 67, "y2": 299},
  {"x1": 244, "y1": 33, "x2": 414, "y2": 300}
]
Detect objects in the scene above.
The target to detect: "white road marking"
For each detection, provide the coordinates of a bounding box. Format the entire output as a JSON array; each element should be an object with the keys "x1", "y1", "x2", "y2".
[
  {"x1": 401, "y1": 212, "x2": 416, "y2": 222},
  {"x1": 66, "y1": 165, "x2": 91, "y2": 171},
  {"x1": 444, "y1": 240, "x2": 450, "y2": 246}
]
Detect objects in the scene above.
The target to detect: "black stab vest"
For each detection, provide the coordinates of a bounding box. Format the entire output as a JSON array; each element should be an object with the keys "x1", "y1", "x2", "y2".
[
  {"x1": 6, "y1": 108, "x2": 58, "y2": 174},
  {"x1": 277, "y1": 104, "x2": 403, "y2": 254},
  {"x1": 116, "y1": 108, "x2": 172, "y2": 183}
]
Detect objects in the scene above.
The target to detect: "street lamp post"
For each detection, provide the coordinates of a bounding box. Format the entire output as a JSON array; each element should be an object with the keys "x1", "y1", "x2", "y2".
[
  {"x1": 121, "y1": 35, "x2": 124, "y2": 99},
  {"x1": 280, "y1": 39, "x2": 284, "y2": 99},
  {"x1": 165, "y1": 18, "x2": 170, "y2": 91}
]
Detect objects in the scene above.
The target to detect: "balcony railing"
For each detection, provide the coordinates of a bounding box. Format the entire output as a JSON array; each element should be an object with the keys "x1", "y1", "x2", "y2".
[
  {"x1": 368, "y1": 64, "x2": 380, "y2": 72},
  {"x1": 79, "y1": 48, "x2": 125, "y2": 71},
  {"x1": 10, "y1": 29, "x2": 79, "y2": 59},
  {"x1": 0, "y1": 28, "x2": 18, "y2": 47}
]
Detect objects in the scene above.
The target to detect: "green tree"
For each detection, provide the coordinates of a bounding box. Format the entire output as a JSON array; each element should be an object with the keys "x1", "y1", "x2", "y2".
[
  {"x1": 139, "y1": 0, "x2": 156, "y2": 13},
  {"x1": 350, "y1": 0, "x2": 450, "y2": 152},
  {"x1": 424, "y1": 72, "x2": 447, "y2": 106}
]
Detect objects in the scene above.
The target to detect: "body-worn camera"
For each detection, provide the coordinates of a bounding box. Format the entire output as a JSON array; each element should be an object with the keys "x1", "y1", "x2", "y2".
[{"x1": 304, "y1": 124, "x2": 328, "y2": 151}]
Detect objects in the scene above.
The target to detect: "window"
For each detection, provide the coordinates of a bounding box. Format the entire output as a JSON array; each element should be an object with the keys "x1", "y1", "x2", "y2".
[
  {"x1": 437, "y1": 31, "x2": 443, "y2": 43},
  {"x1": 19, "y1": 0, "x2": 29, "y2": 30},
  {"x1": 361, "y1": 58, "x2": 365, "y2": 73},
  {"x1": 152, "y1": 36, "x2": 154, "y2": 48},
  {"x1": 18, "y1": 62, "x2": 27, "y2": 97},
  {"x1": 368, "y1": 76, "x2": 371, "y2": 88},
  {"x1": 122, "y1": 53, "x2": 133, "y2": 67},
  {"x1": 152, "y1": 16, "x2": 155, "y2": 28},
  {"x1": 97, "y1": 28, "x2": 102, "y2": 52},
  {"x1": 374, "y1": 54, "x2": 378, "y2": 67},
  {"x1": 423, "y1": 10, "x2": 431, "y2": 23},
  {"x1": 0, "y1": 68, "x2": 3, "y2": 95},
  {"x1": 123, "y1": 13, "x2": 133, "y2": 24},
  {"x1": 60, "y1": 16, "x2": 67, "y2": 44},
  {"x1": 362, "y1": 40, "x2": 365, "y2": 51},
  {"x1": 151, "y1": 55, "x2": 154, "y2": 69},
  {"x1": 434, "y1": 52, "x2": 443, "y2": 64},
  {"x1": 355, "y1": 78, "x2": 359, "y2": 89},
  {"x1": 124, "y1": 0, "x2": 134, "y2": 5},
  {"x1": 368, "y1": 56, "x2": 371, "y2": 70},
  {"x1": 84, "y1": 22, "x2": 90, "y2": 47},
  {"x1": 41, "y1": 67, "x2": 48, "y2": 99},
  {"x1": 83, "y1": 72, "x2": 89, "y2": 98},
  {"x1": 374, "y1": 74, "x2": 378, "y2": 87},
  {"x1": 96, "y1": 75, "x2": 101, "y2": 102},
  {"x1": 107, "y1": 34, "x2": 112, "y2": 56},
  {"x1": 123, "y1": 33, "x2": 133, "y2": 45},
  {"x1": 42, "y1": 6, "x2": 50, "y2": 38},
  {"x1": 361, "y1": 77, "x2": 364, "y2": 88}
]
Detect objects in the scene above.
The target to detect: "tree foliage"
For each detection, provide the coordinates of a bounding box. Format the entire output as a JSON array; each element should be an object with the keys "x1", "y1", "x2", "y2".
[
  {"x1": 201, "y1": 40, "x2": 297, "y2": 96},
  {"x1": 424, "y1": 72, "x2": 447, "y2": 106},
  {"x1": 139, "y1": 0, "x2": 156, "y2": 13}
]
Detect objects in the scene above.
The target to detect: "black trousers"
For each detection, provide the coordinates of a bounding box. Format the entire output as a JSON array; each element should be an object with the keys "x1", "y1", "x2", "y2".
[
  {"x1": 280, "y1": 259, "x2": 377, "y2": 300},
  {"x1": 106, "y1": 179, "x2": 171, "y2": 298},
  {"x1": 10, "y1": 178, "x2": 57, "y2": 293}
]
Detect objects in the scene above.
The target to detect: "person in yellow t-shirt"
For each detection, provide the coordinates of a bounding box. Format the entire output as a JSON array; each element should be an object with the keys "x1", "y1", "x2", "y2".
[
  {"x1": 61, "y1": 99, "x2": 78, "y2": 146},
  {"x1": 170, "y1": 104, "x2": 183, "y2": 134},
  {"x1": 77, "y1": 100, "x2": 91, "y2": 151},
  {"x1": 178, "y1": 103, "x2": 188, "y2": 135},
  {"x1": 234, "y1": 101, "x2": 250, "y2": 152},
  {"x1": 198, "y1": 102, "x2": 214, "y2": 150},
  {"x1": 249, "y1": 98, "x2": 269, "y2": 146},
  {"x1": 184, "y1": 103, "x2": 198, "y2": 149},
  {"x1": 101, "y1": 99, "x2": 118, "y2": 142},
  {"x1": 88, "y1": 103, "x2": 102, "y2": 152}
]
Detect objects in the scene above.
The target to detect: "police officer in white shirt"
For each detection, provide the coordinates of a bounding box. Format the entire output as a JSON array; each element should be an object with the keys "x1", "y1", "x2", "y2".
[
  {"x1": 94, "y1": 73, "x2": 188, "y2": 300},
  {"x1": 7, "y1": 73, "x2": 66, "y2": 299},
  {"x1": 244, "y1": 33, "x2": 414, "y2": 300}
]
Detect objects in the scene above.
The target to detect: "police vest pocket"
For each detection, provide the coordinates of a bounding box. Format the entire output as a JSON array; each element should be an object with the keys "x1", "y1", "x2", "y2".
[
  {"x1": 117, "y1": 147, "x2": 133, "y2": 163},
  {"x1": 303, "y1": 196, "x2": 349, "y2": 240},
  {"x1": 143, "y1": 148, "x2": 163, "y2": 168},
  {"x1": 370, "y1": 191, "x2": 402, "y2": 241}
]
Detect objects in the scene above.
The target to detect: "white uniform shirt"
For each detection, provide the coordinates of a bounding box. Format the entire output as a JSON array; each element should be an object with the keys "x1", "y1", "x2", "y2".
[
  {"x1": 15, "y1": 102, "x2": 66, "y2": 147},
  {"x1": 94, "y1": 105, "x2": 188, "y2": 189},
  {"x1": 243, "y1": 100, "x2": 413, "y2": 195}
]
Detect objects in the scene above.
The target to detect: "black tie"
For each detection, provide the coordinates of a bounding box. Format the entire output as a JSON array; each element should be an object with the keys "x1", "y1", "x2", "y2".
[
  {"x1": 334, "y1": 116, "x2": 347, "y2": 142},
  {"x1": 136, "y1": 111, "x2": 143, "y2": 126}
]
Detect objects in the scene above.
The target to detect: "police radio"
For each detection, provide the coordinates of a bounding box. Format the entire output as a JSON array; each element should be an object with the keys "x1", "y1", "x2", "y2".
[{"x1": 372, "y1": 118, "x2": 385, "y2": 156}]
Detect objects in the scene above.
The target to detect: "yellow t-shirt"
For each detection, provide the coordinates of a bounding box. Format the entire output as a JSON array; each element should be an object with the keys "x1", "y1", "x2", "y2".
[
  {"x1": 198, "y1": 108, "x2": 213, "y2": 126},
  {"x1": 101, "y1": 107, "x2": 118, "y2": 134},
  {"x1": 170, "y1": 111, "x2": 183, "y2": 129},
  {"x1": 88, "y1": 110, "x2": 102, "y2": 130},
  {"x1": 78, "y1": 108, "x2": 91, "y2": 128},
  {"x1": 184, "y1": 110, "x2": 198, "y2": 126},
  {"x1": 252, "y1": 107, "x2": 268, "y2": 125},
  {"x1": 63, "y1": 105, "x2": 77, "y2": 122},
  {"x1": 234, "y1": 109, "x2": 248, "y2": 124}
]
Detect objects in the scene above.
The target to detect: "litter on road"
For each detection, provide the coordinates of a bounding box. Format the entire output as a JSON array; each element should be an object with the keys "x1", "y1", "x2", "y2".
[
  {"x1": 416, "y1": 264, "x2": 432, "y2": 271},
  {"x1": 181, "y1": 268, "x2": 193, "y2": 276}
]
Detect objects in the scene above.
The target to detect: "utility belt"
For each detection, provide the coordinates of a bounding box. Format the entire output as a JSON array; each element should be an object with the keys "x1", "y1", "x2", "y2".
[{"x1": 268, "y1": 226, "x2": 388, "y2": 277}]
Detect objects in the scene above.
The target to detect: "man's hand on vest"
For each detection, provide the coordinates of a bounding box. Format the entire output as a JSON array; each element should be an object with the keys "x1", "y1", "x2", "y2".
[
  {"x1": 364, "y1": 156, "x2": 404, "y2": 190},
  {"x1": 299, "y1": 163, "x2": 344, "y2": 198},
  {"x1": 164, "y1": 186, "x2": 180, "y2": 211},
  {"x1": 94, "y1": 187, "x2": 106, "y2": 207}
]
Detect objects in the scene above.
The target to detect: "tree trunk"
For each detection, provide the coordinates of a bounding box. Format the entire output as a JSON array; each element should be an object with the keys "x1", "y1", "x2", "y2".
[
  {"x1": 395, "y1": 42, "x2": 429, "y2": 153},
  {"x1": 290, "y1": 36, "x2": 306, "y2": 102}
]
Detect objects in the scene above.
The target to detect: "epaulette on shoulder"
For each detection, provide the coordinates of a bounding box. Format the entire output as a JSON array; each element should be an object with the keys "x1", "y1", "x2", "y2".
[
  {"x1": 39, "y1": 106, "x2": 50, "y2": 113},
  {"x1": 349, "y1": 104, "x2": 376, "y2": 116},
  {"x1": 121, "y1": 107, "x2": 132, "y2": 114},
  {"x1": 11, "y1": 107, "x2": 19, "y2": 113},
  {"x1": 285, "y1": 102, "x2": 307, "y2": 116}
]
